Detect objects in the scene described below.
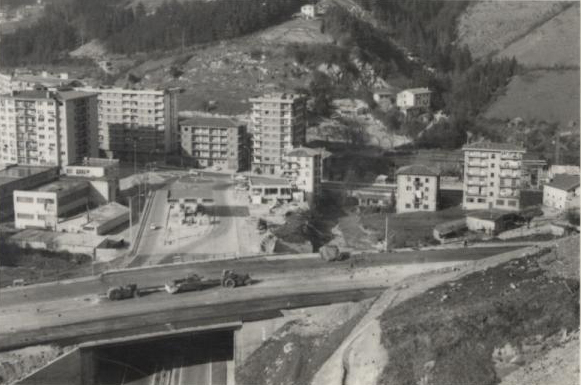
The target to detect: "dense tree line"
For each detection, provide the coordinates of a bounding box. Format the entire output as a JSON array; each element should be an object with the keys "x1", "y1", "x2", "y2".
[
  {"x1": 0, "y1": 0, "x2": 305, "y2": 66},
  {"x1": 355, "y1": 0, "x2": 473, "y2": 73},
  {"x1": 322, "y1": 6, "x2": 408, "y2": 79}
]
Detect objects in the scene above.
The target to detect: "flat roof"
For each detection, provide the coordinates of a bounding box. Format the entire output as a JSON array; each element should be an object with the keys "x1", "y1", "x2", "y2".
[
  {"x1": 87, "y1": 202, "x2": 129, "y2": 221},
  {"x1": 69, "y1": 158, "x2": 119, "y2": 167},
  {"x1": 11, "y1": 229, "x2": 107, "y2": 248},
  {"x1": 400, "y1": 87, "x2": 431, "y2": 94},
  {"x1": 463, "y1": 142, "x2": 525, "y2": 152},
  {"x1": 396, "y1": 164, "x2": 440, "y2": 177},
  {"x1": 34, "y1": 179, "x2": 89, "y2": 194},
  {"x1": 249, "y1": 177, "x2": 292, "y2": 187},
  {"x1": 180, "y1": 116, "x2": 240, "y2": 128},
  {"x1": 0, "y1": 165, "x2": 56, "y2": 187},
  {"x1": 55, "y1": 90, "x2": 97, "y2": 101}
]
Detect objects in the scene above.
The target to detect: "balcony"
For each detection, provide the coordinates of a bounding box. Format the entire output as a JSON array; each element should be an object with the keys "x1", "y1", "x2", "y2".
[
  {"x1": 500, "y1": 153, "x2": 521, "y2": 160},
  {"x1": 466, "y1": 189, "x2": 487, "y2": 197}
]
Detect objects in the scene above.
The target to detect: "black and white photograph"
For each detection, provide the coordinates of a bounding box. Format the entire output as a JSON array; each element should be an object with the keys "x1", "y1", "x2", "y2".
[{"x1": 0, "y1": 0, "x2": 579, "y2": 384}]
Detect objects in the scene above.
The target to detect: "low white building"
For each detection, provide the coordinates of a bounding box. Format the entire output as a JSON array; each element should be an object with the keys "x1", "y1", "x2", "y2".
[
  {"x1": 301, "y1": 4, "x2": 316, "y2": 18},
  {"x1": 396, "y1": 88, "x2": 431, "y2": 112},
  {"x1": 14, "y1": 180, "x2": 90, "y2": 230},
  {"x1": 57, "y1": 201, "x2": 130, "y2": 235},
  {"x1": 543, "y1": 174, "x2": 580, "y2": 211},
  {"x1": 249, "y1": 177, "x2": 293, "y2": 205},
  {"x1": 373, "y1": 86, "x2": 399, "y2": 109},
  {"x1": 332, "y1": 98, "x2": 369, "y2": 118},
  {"x1": 62, "y1": 158, "x2": 120, "y2": 205}
]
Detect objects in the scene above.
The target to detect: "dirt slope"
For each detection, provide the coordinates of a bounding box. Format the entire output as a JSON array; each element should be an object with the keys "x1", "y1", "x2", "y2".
[{"x1": 377, "y1": 236, "x2": 579, "y2": 385}]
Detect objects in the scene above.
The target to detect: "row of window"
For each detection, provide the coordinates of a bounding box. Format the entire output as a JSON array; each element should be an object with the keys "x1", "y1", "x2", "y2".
[
  {"x1": 16, "y1": 213, "x2": 49, "y2": 220},
  {"x1": 16, "y1": 196, "x2": 55, "y2": 204}
]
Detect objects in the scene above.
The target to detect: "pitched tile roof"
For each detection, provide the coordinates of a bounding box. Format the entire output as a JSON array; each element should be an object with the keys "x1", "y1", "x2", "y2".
[{"x1": 546, "y1": 174, "x2": 580, "y2": 191}]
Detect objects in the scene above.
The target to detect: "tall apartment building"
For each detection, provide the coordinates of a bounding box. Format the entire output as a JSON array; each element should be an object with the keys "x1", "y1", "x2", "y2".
[
  {"x1": 77, "y1": 87, "x2": 180, "y2": 159},
  {"x1": 0, "y1": 90, "x2": 98, "y2": 167},
  {"x1": 249, "y1": 92, "x2": 307, "y2": 175},
  {"x1": 179, "y1": 116, "x2": 247, "y2": 171},
  {"x1": 462, "y1": 142, "x2": 526, "y2": 211}
]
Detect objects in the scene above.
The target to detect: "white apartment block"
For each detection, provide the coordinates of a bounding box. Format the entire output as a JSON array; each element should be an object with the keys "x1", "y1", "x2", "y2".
[
  {"x1": 250, "y1": 92, "x2": 307, "y2": 175},
  {"x1": 396, "y1": 165, "x2": 440, "y2": 213},
  {"x1": 283, "y1": 147, "x2": 322, "y2": 200},
  {"x1": 0, "y1": 71, "x2": 79, "y2": 94},
  {"x1": 179, "y1": 116, "x2": 247, "y2": 171},
  {"x1": 462, "y1": 142, "x2": 526, "y2": 211},
  {"x1": 0, "y1": 90, "x2": 98, "y2": 168},
  {"x1": 396, "y1": 88, "x2": 431, "y2": 111},
  {"x1": 14, "y1": 179, "x2": 90, "y2": 230},
  {"x1": 77, "y1": 87, "x2": 180, "y2": 159}
]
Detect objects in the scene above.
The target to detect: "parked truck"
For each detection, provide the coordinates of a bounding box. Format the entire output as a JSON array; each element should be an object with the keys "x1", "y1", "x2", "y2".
[{"x1": 165, "y1": 270, "x2": 252, "y2": 294}]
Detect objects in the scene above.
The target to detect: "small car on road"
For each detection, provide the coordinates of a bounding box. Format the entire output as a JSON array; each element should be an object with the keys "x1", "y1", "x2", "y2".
[{"x1": 150, "y1": 224, "x2": 159, "y2": 230}]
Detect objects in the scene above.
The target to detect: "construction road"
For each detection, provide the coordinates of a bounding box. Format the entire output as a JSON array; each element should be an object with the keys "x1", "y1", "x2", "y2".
[{"x1": 0, "y1": 245, "x2": 521, "y2": 351}]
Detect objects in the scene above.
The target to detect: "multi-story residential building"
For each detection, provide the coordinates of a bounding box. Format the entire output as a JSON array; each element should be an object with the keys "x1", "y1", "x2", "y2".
[
  {"x1": 179, "y1": 116, "x2": 247, "y2": 171},
  {"x1": 396, "y1": 164, "x2": 440, "y2": 213},
  {"x1": 462, "y1": 142, "x2": 526, "y2": 211},
  {"x1": 0, "y1": 90, "x2": 98, "y2": 168},
  {"x1": 396, "y1": 88, "x2": 431, "y2": 112},
  {"x1": 249, "y1": 92, "x2": 307, "y2": 175},
  {"x1": 14, "y1": 179, "x2": 90, "y2": 230},
  {"x1": 77, "y1": 86, "x2": 180, "y2": 159},
  {"x1": 282, "y1": 147, "x2": 322, "y2": 202},
  {"x1": 543, "y1": 174, "x2": 580, "y2": 211}
]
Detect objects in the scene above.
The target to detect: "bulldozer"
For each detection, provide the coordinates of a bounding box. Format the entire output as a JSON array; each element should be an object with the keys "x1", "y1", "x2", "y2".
[
  {"x1": 164, "y1": 274, "x2": 209, "y2": 294},
  {"x1": 107, "y1": 284, "x2": 139, "y2": 300},
  {"x1": 221, "y1": 269, "x2": 251, "y2": 288}
]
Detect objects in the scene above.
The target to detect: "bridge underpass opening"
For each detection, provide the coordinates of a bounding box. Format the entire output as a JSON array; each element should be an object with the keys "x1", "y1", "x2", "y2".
[{"x1": 91, "y1": 330, "x2": 234, "y2": 385}]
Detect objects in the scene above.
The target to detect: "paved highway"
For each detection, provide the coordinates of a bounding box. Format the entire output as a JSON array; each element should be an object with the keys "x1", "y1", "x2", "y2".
[
  {"x1": 0, "y1": 245, "x2": 522, "y2": 351},
  {"x1": 0, "y1": 246, "x2": 519, "y2": 307}
]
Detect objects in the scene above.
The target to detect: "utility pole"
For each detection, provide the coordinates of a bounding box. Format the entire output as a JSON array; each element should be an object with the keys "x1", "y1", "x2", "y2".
[
  {"x1": 129, "y1": 197, "x2": 133, "y2": 251},
  {"x1": 384, "y1": 211, "x2": 389, "y2": 252},
  {"x1": 133, "y1": 141, "x2": 137, "y2": 175}
]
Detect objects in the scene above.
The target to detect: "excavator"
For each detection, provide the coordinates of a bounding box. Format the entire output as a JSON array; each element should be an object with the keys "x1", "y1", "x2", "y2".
[{"x1": 106, "y1": 284, "x2": 140, "y2": 300}]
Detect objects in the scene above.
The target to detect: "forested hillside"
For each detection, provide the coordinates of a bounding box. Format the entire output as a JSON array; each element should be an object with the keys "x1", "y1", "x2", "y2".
[
  {"x1": 0, "y1": 0, "x2": 305, "y2": 66},
  {"x1": 320, "y1": 4, "x2": 518, "y2": 149}
]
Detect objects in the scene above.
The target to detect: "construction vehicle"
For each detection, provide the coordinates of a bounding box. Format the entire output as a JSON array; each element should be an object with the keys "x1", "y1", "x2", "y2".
[
  {"x1": 221, "y1": 269, "x2": 251, "y2": 288},
  {"x1": 319, "y1": 245, "x2": 350, "y2": 262},
  {"x1": 165, "y1": 274, "x2": 210, "y2": 294},
  {"x1": 165, "y1": 270, "x2": 252, "y2": 294},
  {"x1": 107, "y1": 284, "x2": 139, "y2": 300}
]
